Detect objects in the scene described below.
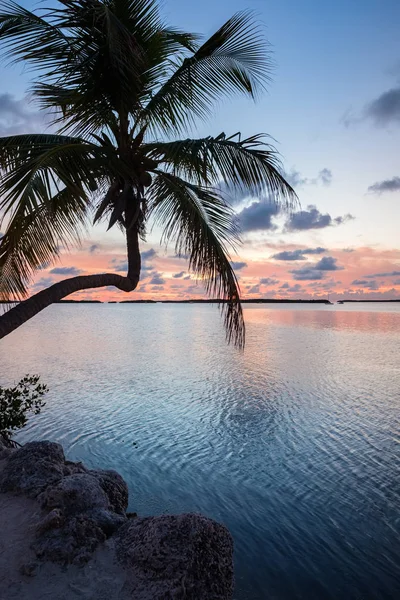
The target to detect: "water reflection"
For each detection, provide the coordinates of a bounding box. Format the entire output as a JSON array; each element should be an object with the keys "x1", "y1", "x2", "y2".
[
  {"x1": 245, "y1": 304, "x2": 400, "y2": 333},
  {"x1": 1, "y1": 303, "x2": 400, "y2": 599}
]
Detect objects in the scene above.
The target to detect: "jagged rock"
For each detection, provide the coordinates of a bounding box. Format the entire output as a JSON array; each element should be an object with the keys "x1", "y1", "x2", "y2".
[
  {"x1": 36, "y1": 473, "x2": 127, "y2": 561},
  {"x1": 90, "y1": 508, "x2": 127, "y2": 536},
  {"x1": 0, "y1": 441, "x2": 130, "y2": 564},
  {"x1": 116, "y1": 513, "x2": 234, "y2": 599},
  {"x1": 38, "y1": 473, "x2": 110, "y2": 515},
  {"x1": 32, "y1": 514, "x2": 106, "y2": 565},
  {"x1": 0, "y1": 441, "x2": 65, "y2": 497},
  {"x1": 35, "y1": 508, "x2": 64, "y2": 534},
  {"x1": 90, "y1": 469, "x2": 129, "y2": 514},
  {"x1": 0, "y1": 440, "x2": 235, "y2": 598},
  {"x1": 64, "y1": 460, "x2": 89, "y2": 477}
]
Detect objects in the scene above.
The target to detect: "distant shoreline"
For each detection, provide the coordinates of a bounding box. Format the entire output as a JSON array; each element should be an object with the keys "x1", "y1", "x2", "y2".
[{"x1": 1, "y1": 298, "x2": 399, "y2": 305}]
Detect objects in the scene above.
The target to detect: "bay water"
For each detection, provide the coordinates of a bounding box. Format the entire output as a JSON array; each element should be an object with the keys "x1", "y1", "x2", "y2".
[{"x1": 1, "y1": 303, "x2": 399, "y2": 599}]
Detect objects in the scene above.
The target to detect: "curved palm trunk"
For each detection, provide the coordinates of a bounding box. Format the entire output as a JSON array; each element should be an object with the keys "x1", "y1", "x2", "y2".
[{"x1": 0, "y1": 227, "x2": 141, "y2": 339}]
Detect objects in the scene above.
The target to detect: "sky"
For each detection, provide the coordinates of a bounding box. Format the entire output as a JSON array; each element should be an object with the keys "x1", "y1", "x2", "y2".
[{"x1": 1, "y1": 0, "x2": 399, "y2": 302}]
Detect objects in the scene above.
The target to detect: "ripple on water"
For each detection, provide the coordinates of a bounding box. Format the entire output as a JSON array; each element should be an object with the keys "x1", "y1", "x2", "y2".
[{"x1": 2, "y1": 303, "x2": 400, "y2": 599}]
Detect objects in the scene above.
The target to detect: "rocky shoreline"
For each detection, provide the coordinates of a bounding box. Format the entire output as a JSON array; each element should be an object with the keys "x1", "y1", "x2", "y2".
[{"x1": 0, "y1": 438, "x2": 234, "y2": 599}]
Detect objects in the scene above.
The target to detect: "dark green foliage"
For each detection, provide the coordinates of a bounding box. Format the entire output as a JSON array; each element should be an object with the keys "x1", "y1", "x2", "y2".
[{"x1": 0, "y1": 375, "x2": 48, "y2": 444}]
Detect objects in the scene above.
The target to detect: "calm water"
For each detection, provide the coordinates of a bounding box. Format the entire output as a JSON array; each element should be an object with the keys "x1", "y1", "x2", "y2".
[{"x1": 1, "y1": 303, "x2": 400, "y2": 599}]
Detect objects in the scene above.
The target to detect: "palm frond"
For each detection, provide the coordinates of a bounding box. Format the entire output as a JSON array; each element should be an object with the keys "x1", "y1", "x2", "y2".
[
  {"x1": 0, "y1": 0, "x2": 70, "y2": 70},
  {"x1": 144, "y1": 133, "x2": 298, "y2": 206},
  {"x1": 0, "y1": 133, "x2": 116, "y2": 299},
  {"x1": 0, "y1": 134, "x2": 114, "y2": 220},
  {"x1": 141, "y1": 10, "x2": 271, "y2": 134},
  {"x1": 0, "y1": 183, "x2": 88, "y2": 300},
  {"x1": 148, "y1": 171, "x2": 244, "y2": 347}
]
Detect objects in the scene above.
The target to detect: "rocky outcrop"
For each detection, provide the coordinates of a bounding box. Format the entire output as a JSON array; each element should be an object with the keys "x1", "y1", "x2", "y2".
[
  {"x1": 0, "y1": 440, "x2": 234, "y2": 598},
  {"x1": 0, "y1": 441, "x2": 66, "y2": 496},
  {"x1": 117, "y1": 513, "x2": 234, "y2": 599},
  {"x1": 0, "y1": 441, "x2": 129, "y2": 564}
]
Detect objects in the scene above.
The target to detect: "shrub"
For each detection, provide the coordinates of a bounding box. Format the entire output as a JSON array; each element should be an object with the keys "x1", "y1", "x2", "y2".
[{"x1": 0, "y1": 375, "x2": 48, "y2": 446}]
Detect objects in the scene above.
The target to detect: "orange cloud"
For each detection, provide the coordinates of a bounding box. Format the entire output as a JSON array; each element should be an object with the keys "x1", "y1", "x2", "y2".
[{"x1": 28, "y1": 242, "x2": 400, "y2": 302}]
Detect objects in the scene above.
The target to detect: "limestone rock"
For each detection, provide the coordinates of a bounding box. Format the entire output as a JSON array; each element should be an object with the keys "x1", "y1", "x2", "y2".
[
  {"x1": 0, "y1": 439, "x2": 235, "y2": 599},
  {"x1": 35, "y1": 508, "x2": 64, "y2": 535},
  {"x1": 32, "y1": 514, "x2": 106, "y2": 565},
  {"x1": 0, "y1": 441, "x2": 129, "y2": 564},
  {"x1": 90, "y1": 469, "x2": 129, "y2": 514},
  {"x1": 38, "y1": 473, "x2": 110, "y2": 515},
  {"x1": 0, "y1": 441, "x2": 65, "y2": 497},
  {"x1": 116, "y1": 513, "x2": 234, "y2": 599}
]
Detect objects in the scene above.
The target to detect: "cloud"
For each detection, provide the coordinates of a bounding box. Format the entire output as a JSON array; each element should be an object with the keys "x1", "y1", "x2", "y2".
[
  {"x1": 237, "y1": 201, "x2": 279, "y2": 232},
  {"x1": 314, "y1": 256, "x2": 343, "y2": 271},
  {"x1": 247, "y1": 284, "x2": 260, "y2": 294},
  {"x1": 394, "y1": 279, "x2": 400, "y2": 285},
  {"x1": 304, "y1": 247, "x2": 326, "y2": 255},
  {"x1": 173, "y1": 271, "x2": 185, "y2": 278},
  {"x1": 49, "y1": 266, "x2": 83, "y2": 276},
  {"x1": 365, "y1": 86, "x2": 400, "y2": 126},
  {"x1": 285, "y1": 168, "x2": 333, "y2": 188},
  {"x1": 186, "y1": 284, "x2": 199, "y2": 293},
  {"x1": 142, "y1": 248, "x2": 157, "y2": 260},
  {"x1": 0, "y1": 93, "x2": 48, "y2": 135},
  {"x1": 111, "y1": 248, "x2": 157, "y2": 273},
  {"x1": 290, "y1": 268, "x2": 325, "y2": 281},
  {"x1": 333, "y1": 214, "x2": 354, "y2": 226},
  {"x1": 365, "y1": 270, "x2": 400, "y2": 278},
  {"x1": 149, "y1": 272, "x2": 166, "y2": 285},
  {"x1": 352, "y1": 279, "x2": 380, "y2": 290},
  {"x1": 89, "y1": 244, "x2": 100, "y2": 254},
  {"x1": 285, "y1": 205, "x2": 354, "y2": 231},
  {"x1": 183, "y1": 275, "x2": 191, "y2": 280},
  {"x1": 280, "y1": 282, "x2": 290, "y2": 289},
  {"x1": 32, "y1": 276, "x2": 56, "y2": 290},
  {"x1": 289, "y1": 256, "x2": 343, "y2": 281},
  {"x1": 260, "y1": 278, "x2": 279, "y2": 285},
  {"x1": 230, "y1": 261, "x2": 248, "y2": 270},
  {"x1": 272, "y1": 246, "x2": 326, "y2": 261},
  {"x1": 141, "y1": 248, "x2": 158, "y2": 271},
  {"x1": 368, "y1": 176, "x2": 400, "y2": 194},
  {"x1": 319, "y1": 168, "x2": 333, "y2": 186},
  {"x1": 272, "y1": 250, "x2": 306, "y2": 261},
  {"x1": 285, "y1": 283, "x2": 303, "y2": 292},
  {"x1": 112, "y1": 260, "x2": 128, "y2": 272}
]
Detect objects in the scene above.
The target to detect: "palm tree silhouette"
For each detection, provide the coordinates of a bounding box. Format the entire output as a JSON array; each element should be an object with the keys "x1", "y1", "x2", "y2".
[{"x1": 0, "y1": 0, "x2": 296, "y2": 344}]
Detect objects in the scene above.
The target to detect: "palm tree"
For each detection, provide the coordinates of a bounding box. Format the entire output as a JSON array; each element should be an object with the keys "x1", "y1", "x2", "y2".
[{"x1": 0, "y1": 0, "x2": 296, "y2": 345}]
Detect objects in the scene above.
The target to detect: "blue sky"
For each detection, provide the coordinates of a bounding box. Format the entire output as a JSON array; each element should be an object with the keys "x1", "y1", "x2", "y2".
[{"x1": 1, "y1": 0, "x2": 399, "y2": 300}]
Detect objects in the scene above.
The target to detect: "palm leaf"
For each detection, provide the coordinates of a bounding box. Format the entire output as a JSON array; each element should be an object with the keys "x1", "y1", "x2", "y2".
[
  {"x1": 141, "y1": 10, "x2": 271, "y2": 134},
  {"x1": 0, "y1": 183, "x2": 88, "y2": 300},
  {"x1": 0, "y1": 133, "x2": 116, "y2": 299},
  {"x1": 143, "y1": 133, "x2": 298, "y2": 205},
  {"x1": 0, "y1": 134, "x2": 114, "y2": 221},
  {"x1": 148, "y1": 171, "x2": 244, "y2": 347},
  {"x1": 0, "y1": 0, "x2": 70, "y2": 70}
]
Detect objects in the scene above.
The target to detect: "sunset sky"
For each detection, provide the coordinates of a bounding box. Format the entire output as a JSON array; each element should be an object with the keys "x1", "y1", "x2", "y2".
[{"x1": 1, "y1": 0, "x2": 399, "y2": 302}]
